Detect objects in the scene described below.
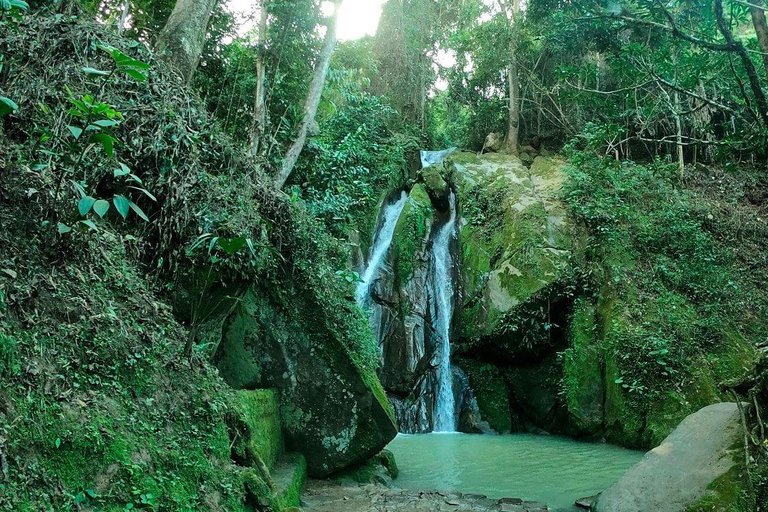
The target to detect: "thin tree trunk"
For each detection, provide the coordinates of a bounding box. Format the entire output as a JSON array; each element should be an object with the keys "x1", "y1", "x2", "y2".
[
  {"x1": 156, "y1": 0, "x2": 219, "y2": 83},
  {"x1": 275, "y1": 0, "x2": 341, "y2": 189},
  {"x1": 250, "y1": 2, "x2": 269, "y2": 157},
  {"x1": 714, "y1": 0, "x2": 768, "y2": 128},
  {"x1": 751, "y1": 0, "x2": 768, "y2": 78},
  {"x1": 502, "y1": 0, "x2": 520, "y2": 154},
  {"x1": 118, "y1": 0, "x2": 131, "y2": 35},
  {"x1": 674, "y1": 87, "x2": 684, "y2": 177}
]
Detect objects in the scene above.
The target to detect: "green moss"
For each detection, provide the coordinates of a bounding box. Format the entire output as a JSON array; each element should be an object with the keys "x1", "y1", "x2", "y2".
[
  {"x1": 686, "y1": 462, "x2": 754, "y2": 512},
  {"x1": 456, "y1": 358, "x2": 512, "y2": 432},
  {"x1": 562, "y1": 298, "x2": 605, "y2": 433},
  {"x1": 230, "y1": 389, "x2": 283, "y2": 469},
  {"x1": 272, "y1": 453, "x2": 308, "y2": 510},
  {"x1": 392, "y1": 184, "x2": 434, "y2": 288}
]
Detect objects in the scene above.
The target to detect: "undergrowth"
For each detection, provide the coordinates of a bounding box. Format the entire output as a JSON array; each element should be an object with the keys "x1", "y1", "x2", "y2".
[{"x1": 0, "y1": 14, "x2": 385, "y2": 510}]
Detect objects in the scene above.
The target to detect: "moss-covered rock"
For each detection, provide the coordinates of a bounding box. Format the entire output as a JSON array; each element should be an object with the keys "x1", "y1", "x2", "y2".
[
  {"x1": 420, "y1": 166, "x2": 451, "y2": 211},
  {"x1": 332, "y1": 449, "x2": 399, "y2": 485},
  {"x1": 454, "y1": 358, "x2": 511, "y2": 433},
  {"x1": 214, "y1": 286, "x2": 397, "y2": 477},
  {"x1": 448, "y1": 152, "x2": 572, "y2": 347}
]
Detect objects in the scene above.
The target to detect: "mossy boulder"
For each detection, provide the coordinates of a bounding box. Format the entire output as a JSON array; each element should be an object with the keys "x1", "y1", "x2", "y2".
[
  {"x1": 332, "y1": 449, "x2": 399, "y2": 485},
  {"x1": 214, "y1": 286, "x2": 397, "y2": 477},
  {"x1": 420, "y1": 166, "x2": 451, "y2": 211},
  {"x1": 447, "y1": 152, "x2": 572, "y2": 353},
  {"x1": 454, "y1": 358, "x2": 511, "y2": 433}
]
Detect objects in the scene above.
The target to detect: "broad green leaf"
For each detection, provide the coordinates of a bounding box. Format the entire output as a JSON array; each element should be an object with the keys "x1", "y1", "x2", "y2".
[
  {"x1": 82, "y1": 67, "x2": 108, "y2": 77},
  {"x1": 67, "y1": 125, "x2": 83, "y2": 139},
  {"x1": 128, "y1": 186, "x2": 156, "y2": 201},
  {"x1": 80, "y1": 220, "x2": 98, "y2": 231},
  {"x1": 91, "y1": 119, "x2": 119, "y2": 128},
  {"x1": 78, "y1": 196, "x2": 96, "y2": 215},
  {"x1": 57, "y1": 223, "x2": 72, "y2": 234},
  {"x1": 0, "y1": 96, "x2": 18, "y2": 116},
  {"x1": 217, "y1": 237, "x2": 247, "y2": 255},
  {"x1": 88, "y1": 134, "x2": 115, "y2": 157},
  {"x1": 0, "y1": 0, "x2": 11, "y2": 10},
  {"x1": 93, "y1": 199, "x2": 110, "y2": 218},
  {"x1": 128, "y1": 174, "x2": 143, "y2": 185},
  {"x1": 114, "y1": 53, "x2": 151, "y2": 70},
  {"x1": 128, "y1": 200, "x2": 149, "y2": 222},
  {"x1": 113, "y1": 194, "x2": 130, "y2": 219},
  {"x1": 114, "y1": 162, "x2": 131, "y2": 177},
  {"x1": 10, "y1": 0, "x2": 29, "y2": 9},
  {"x1": 121, "y1": 68, "x2": 147, "y2": 82}
]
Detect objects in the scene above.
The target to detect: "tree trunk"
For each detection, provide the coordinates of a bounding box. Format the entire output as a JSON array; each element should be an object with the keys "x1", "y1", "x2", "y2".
[
  {"x1": 275, "y1": 0, "x2": 341, "y2": 189},
  {"x1": 155, "y1": 0, "x2": 219, "y2": 83},
  {"x1": 751, "y1": 0, "x2": 768, "y2": 78},
  {"x1": 250, "y1": 2, "x2": 269, "y2": 157},
  {"x1": 502, "y1": 0, "x2": 520, "y2": 154},
  {"x1": 714, "y1": 0, "x2": 768, "y2": 128},
  {"x1": 118, "y1": 0, "x2": 131, "y2": 35}
]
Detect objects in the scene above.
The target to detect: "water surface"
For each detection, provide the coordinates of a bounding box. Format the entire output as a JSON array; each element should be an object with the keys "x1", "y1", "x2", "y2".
[{"x1": 386, "y1": 433, "x2": 643, "y2": 510}]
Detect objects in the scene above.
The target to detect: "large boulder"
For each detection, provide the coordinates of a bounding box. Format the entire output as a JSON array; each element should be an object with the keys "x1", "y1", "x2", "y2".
[
  {"x1": 447, "y1": 152, "x2": 572, "y2": 356},
  {"x1": 596, "y1": 402, "x2": 747, "y2": 512},
  {"x1": 213, "y1": 286, "x2": 398, "y2": 477}
]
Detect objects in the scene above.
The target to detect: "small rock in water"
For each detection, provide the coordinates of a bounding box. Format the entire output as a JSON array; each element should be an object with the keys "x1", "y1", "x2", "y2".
[
  {"x1": 574, "y1": 494, "x2": 599, "y2": 509},
  {"x1": 500, "y1": 504, "x2": 526, "y2": 512},
  {"x1": 500, "y1": 498, "x2": 523, "y2": 504},
  {"x1": 464, "y1": 493, "x2": 488, "y2": 500}
]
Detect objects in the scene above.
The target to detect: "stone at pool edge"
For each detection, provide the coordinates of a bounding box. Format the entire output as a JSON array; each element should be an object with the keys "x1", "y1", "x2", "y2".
[
  {"x1": 595, "y1": 402, "x2": 745, "y2": 512},
  {"x1": 574, "y1": 494, "x2": 599, "y2": 510}
]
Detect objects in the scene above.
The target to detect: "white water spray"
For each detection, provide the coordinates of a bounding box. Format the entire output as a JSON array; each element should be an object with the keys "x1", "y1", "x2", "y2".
[
  {"x1": 356, "y1": 191, "x2": 408, "y2": 307},
  {"x1": 431, "y1": 192, "x2": 457, "y2": 432}
]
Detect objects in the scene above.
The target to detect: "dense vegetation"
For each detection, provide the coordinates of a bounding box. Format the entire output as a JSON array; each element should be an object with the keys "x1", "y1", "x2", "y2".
[{"x1": 1, "y1": 0, "x2": 768, "y2": 509}]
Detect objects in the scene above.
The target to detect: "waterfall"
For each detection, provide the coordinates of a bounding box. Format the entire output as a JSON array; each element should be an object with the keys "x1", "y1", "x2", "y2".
[
  {"x1": 356, "y1": 191, "x2": 408, "y2": 308},
  {"x1": 431, "y1": 192, "x2": 457, "y2": 432}
]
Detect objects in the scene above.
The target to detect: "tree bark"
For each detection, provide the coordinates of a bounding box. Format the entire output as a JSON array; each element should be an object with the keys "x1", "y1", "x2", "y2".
[
  {"x1": 118, "y1": 0, "x2": 131, "y2": 35},
  {"x1": 250, "y1": 1, "x2": 269, "y2": 157},
  {"x1": 501, "y1": 0, "x2": 520, "y2": 154},
  {"x1": 714, "y1": 0, "x2": 768, "y2": 129},
  {"x1": 155, "y1": 0, "x2": 219, "y2": 83},
  {"x1": 750, "y1": 0, "x2": 768, "y2": 78},
  {"x1": 275, "y1": 0, "x2": 342, "y2": 189}
]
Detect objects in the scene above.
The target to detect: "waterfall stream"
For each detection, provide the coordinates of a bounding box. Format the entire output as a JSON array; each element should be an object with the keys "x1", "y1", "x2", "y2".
[
  {"x1": 356, "y1": 191, "x2": 408, "y2": 308},
  {"x1": 430, "y1": 192, "x2": 457, "y2": 432}
]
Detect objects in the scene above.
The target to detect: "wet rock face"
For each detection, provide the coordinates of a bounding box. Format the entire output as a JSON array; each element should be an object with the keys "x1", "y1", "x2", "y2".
[
  {"x1": 213, "y1": 287, "x2": 397, "y2": 477},
  {"x1": 445, "y1": 152, "x2": 576, "y2": 435}
]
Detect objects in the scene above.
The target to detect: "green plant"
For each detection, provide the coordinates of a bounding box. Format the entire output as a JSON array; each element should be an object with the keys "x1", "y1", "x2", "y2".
[
  {"x1": 0, "y1": 0, "x2": 27, "y2": 117},
  {"x1": 42, "y1": 44, "x2": 153, "y2": 233}
]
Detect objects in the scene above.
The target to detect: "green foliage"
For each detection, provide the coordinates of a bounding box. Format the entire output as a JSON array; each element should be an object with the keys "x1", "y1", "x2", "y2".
[{"x1": 561, "y1": 132, "x2": 759, "y2": 444}]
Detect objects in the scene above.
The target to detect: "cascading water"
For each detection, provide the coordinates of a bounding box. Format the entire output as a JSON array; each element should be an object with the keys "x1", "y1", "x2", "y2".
[
  {"x1": 356, "y1": 191, "x2": 408, "y2": 308},
  {"x1": 430, "y1": 192, "x2": 457, "y2": 432}
]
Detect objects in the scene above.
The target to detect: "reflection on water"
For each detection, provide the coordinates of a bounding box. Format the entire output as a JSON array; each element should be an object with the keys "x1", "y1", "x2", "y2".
[{"x1": 386, "y1": 433, "x2": 644, "y2": 510}]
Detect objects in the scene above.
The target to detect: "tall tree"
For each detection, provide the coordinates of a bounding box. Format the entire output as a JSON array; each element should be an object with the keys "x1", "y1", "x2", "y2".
[
  {"x1": 250, "y1": 0, "x2": 270, "y2": 157},
  {"x1": 499, "y1": 0, "x2": 520, "y2": 153},
  {"x1": 750, "y1": 0, "x2": 768, "y2": 78},
  {"x1": 156, "y1": 0, "x2": 219, "y2": 83},
  {"x1": 275, "y1": 0, "x2": 343, "y2": 189}
]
